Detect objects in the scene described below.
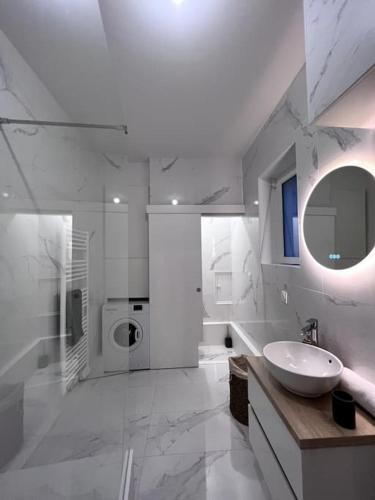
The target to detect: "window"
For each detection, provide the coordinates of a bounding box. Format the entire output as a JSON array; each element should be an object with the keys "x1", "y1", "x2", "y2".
[
  {"x1": 282, "y1": 174, "x2": 299, "y2": 258},
  {"x1": 259, "y1": 143, "x2": 300, "y2": 265}
]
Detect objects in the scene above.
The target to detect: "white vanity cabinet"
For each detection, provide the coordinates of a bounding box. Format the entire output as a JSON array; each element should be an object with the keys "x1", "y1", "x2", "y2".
[{"x1": 247, "y1": 357, "x2": 375, "y2": 500}]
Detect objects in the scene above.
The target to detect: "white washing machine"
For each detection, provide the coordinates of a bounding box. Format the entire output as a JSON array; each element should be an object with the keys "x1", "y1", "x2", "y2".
[{"x1": 102, "y1": 301, "x2": 150, "y2": 372}]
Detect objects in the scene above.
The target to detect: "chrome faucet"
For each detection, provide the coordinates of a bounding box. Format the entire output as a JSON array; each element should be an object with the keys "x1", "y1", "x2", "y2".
[{"x1": 301, "y1": 318, "x2": 319, "y2": 347}]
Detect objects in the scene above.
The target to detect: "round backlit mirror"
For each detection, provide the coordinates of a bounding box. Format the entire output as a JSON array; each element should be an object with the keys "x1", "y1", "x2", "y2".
[{"x1": 303, "y1": 166, "x2": 375, "y2": 270}]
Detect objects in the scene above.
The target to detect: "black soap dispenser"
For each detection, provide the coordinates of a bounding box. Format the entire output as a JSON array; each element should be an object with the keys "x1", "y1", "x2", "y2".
[
  {"x1": 225, "y1": 333, "x2": 233, "y2": 349},
  {"x1": 331, "y1": 390, "x2": 356, "y2": 429}
]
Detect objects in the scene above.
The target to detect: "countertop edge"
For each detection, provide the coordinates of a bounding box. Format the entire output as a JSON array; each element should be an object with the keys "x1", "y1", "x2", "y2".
[
  {"x1": 247, "y1": 356, "x2": 375, "y2": 449},
  {"x1": 247, "y1": 356, "x2": 304, "y2": 447}
]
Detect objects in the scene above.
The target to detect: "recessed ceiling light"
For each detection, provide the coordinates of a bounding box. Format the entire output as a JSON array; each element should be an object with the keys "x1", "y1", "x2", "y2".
[
  {"x1": 113, "y1": 197, "x2": 121, "y2": 204},
  {"x1": 171, "y1": 199, "x2": 179, "y2": 205},
  {"x1": 172, "y1": 0, "x2": 184, "y2": 5},
  {"x1": 2, "y1": 192, "x2": 10, "y2": 198},
  {"x1": 253, "y1": 200, "x2": 259, "y2": 206}
]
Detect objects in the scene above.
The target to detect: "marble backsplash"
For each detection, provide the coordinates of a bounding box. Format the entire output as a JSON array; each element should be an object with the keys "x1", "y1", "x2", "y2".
[{"x1": 237, "y1": 66, "x2": 375, "y2": 383}]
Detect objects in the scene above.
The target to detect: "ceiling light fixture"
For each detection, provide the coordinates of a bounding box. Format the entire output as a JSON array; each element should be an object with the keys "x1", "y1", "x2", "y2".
[
  {"x1": 2, "y1": 192, "x2": 9, "y2": 198},
  {"x1": 171, "y1": 199, "x2": 179, "y2": 205},
  {"x1": 172, "y1": 0, "x2": 184, "y2": 5},
  {"x1": 113, "y1": 197, "x2": 121, "y2": 204},
  {"x1": 253, "y1": 200, "x2": 259, "y2": 206}
]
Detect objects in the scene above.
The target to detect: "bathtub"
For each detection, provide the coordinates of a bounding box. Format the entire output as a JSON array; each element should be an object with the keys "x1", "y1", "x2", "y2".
[
  {"x1": 201, "y1": 321, "x2": 229, "y2": 345},
  {"x1": 202, "y1": 321, "x2": 261, "y2": 357}
]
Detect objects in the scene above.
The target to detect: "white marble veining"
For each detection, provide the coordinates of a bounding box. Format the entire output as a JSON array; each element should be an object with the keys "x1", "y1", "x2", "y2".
[
  {"x1": 0, "y1": 452, "x2": 123, "y2": 500},
  {"x1": 24, "y1": 377, "x2": 126, "y2": 467},
  {"x1": 0, "y1": 30, "x2": 105, "y2": 204},
  {"x1": 304, "y1": 0, "x2": 375, "y2": 121},
  {"x1": 0, "y1": 213, "x2": 70, "y2": 472},
  {"x1": 239, "y1": 66, "x2": 375, "y2": 383},
  {"x1": 145, "y1": 405, "x2": 248, "y2": 457},
  {"x1": 201, "y1": 217, "x2": 234, "y2": 322},
  {"x1": 127, "y1": 364, "x2": 229, "y2": 388},
  {"x1": 149, "y1": 158, "x2": 243, "y2": 205},
  {"x1": 0, "y1": 28, "x2": 150, "y2": 385},
  {"x1": 153, "y1": 380, "x2": 228, "y2": 414},
  {"x1": 129, "y1": 361, "x2": 269, "y2": 500},
  {"x1": 138, "y1": 450, "x2": 270, "y2": 500},
  {"x1": 0, "y1": 27, "x2": 109, "y2": 435},
  {"x1": 199, "y1": 345, "x2": 235, "y2": 364},
  {"x1": 1, "y1": 360, "x2": 272, "y2": 499}
]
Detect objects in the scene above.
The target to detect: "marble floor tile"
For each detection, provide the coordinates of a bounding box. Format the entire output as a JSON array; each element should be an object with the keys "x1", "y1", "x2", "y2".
[
  {"x1": 23, "y1": 378, "x2": 64, "y2": 439},
  {"x1": 153, "y1": 381, "x2": 228, "y2": 413},
  {"x1": 124, "y1": 385, "x2": 155, "y2": 416},
  {"x1": 70, "y1": 372, "x2": 129, "y2": 401},
  {"x1": 138, "y1": 449, "x2": 271, "y2": 500},
  {"x1": 109, "y1": 364, "x2": 230, "y2": 389},
  {"x1": 155, "y1": 364, "x2": 229, "y2": 386},
  {"x1": 24, "y1": 383, "x2": 126, "y2": 467},
  {"x1": 1, "y1": 373, "x2": 126, "y2": 472},
  {"x1": 3, "y1": 360, "x2": 271, "y2": 500},
  {"x1": 24, "y1": 420, "x2": 124, "y2": 468},
  {"x1": 0, "y1": 452, "x2": 123, "y2": 500},
  {"x1": 126, "y1": 369, "x2": 159, "y2": 388},
  {"x1": 1, "y1": 434, "x2": 48, "y2": 473},
  {"x1": 145, "y1": 405, "x2": 248, "y2": 456},
  {"x1": 199, "y1": 345, "x2": 235, "y2": 364},
  {"x1": 130, "y1": 458, "x2": 143, "y2": 500},
  {"x1": 124, "y1": 414, "x2": 151, "y2": 458}
]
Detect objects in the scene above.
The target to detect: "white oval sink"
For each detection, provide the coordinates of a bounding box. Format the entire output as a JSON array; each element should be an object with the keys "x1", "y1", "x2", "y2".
[{"x1": 263, "y1": 341, "x2": 343, "y2": 397}]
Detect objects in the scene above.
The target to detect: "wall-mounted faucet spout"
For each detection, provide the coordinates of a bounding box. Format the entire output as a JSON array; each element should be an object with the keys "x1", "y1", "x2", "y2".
[{"x1": 301, "y1": 318, "x2": 319, "y2": 347}]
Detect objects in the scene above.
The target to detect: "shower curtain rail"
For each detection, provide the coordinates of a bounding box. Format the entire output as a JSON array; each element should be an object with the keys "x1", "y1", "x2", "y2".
[{"x1": 0, "y1": 116, "x2": 128, "y2": 135}]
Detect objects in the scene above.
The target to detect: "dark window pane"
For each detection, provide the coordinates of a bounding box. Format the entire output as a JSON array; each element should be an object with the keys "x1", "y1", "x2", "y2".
[{"x1": 282, "y1": 175, "x2": 299, "y2": 258}]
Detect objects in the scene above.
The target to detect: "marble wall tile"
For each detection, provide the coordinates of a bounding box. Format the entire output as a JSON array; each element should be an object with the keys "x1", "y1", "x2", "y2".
[
  {"x1": 238, "y1": 66, "x2": 375, "y2": 382},
  {"x1": 0, "y1": 27, "x2": 143, "y2": 400},
  {"x1": 149, "y1": 157, "x2": 243, "y2": 205},
  {"x1": 201, "y1": 217, "x2": 233, "y2": 321},
  {"x1": 103, "y1": 155, "x2": 149, "y2": 297},
  {"x1": 0, "y1": 27, "x2": 109, "y2": 393},
  {"x1": 304, "y1": 0, "x2": 375, "y2": 122},
  {"x1": 0, "y1": 28, "x2": 105, "y2": 204},
  {"x1": 0, "y1": 212, "x2": 68, "y2": 470}
]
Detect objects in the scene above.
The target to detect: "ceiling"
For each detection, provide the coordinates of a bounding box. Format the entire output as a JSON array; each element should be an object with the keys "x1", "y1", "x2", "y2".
[{"x1": 0, "y1": 0, "x2": 305, "y2": 159}]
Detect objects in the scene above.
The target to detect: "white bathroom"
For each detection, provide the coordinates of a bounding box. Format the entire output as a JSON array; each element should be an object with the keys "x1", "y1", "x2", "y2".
[{"x1": 0, "y1": 1, "x2": 375, "y2": 499}]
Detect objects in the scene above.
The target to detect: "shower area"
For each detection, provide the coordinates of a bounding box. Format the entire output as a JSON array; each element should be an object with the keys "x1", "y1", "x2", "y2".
[
  {"x1": 200, "y1": 216, "x2": 240, "y2": 364},
  {"x1": 0, "y1": 145, "x2": 133, "y2": 498},
  {"x1": 0, "y1": 26, "x2": 133, "y2": 496}
]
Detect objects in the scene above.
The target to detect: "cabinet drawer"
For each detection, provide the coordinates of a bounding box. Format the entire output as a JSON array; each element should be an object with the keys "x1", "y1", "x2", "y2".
[
  {"x1": 249, "y1": 405, "x2": 296, "y2": 500},
  {"x1": 248, "y1": 371, "x2": 303, "y2": 500}
]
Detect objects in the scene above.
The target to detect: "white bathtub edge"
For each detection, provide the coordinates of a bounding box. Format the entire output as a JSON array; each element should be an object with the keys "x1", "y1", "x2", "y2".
[{"x1": 229, "y1": 322, "x2": 262, "y2": 357}]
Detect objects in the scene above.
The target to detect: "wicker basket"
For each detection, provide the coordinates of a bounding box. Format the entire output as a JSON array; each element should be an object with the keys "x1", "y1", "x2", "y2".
[{"x1": 229, "y1": 355, "x2": 249, "y2": 426}]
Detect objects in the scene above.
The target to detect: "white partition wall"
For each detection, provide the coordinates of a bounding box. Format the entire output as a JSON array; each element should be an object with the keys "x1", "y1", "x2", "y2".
[
  {"x1": 149, "y1": 213, "x2": 203, "y2": 369},
  {"x1": 104, "y1": 209, "x2": 129, "y2": 299}
]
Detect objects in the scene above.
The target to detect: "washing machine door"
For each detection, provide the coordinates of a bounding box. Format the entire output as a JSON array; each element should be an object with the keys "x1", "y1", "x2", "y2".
[{"x1": 109, "y1": 318, "x2": 143, "y2": 352}]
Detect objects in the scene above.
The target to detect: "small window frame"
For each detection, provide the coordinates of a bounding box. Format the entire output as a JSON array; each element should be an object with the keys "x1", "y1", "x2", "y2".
[{"x1": 274, "y1": 170, "x2": 300, "y2": 265}]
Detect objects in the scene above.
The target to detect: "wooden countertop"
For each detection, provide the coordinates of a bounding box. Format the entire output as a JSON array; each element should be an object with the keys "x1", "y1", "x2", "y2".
[{"x1": 247, "y1": 356, "x2": 375, "y2": 449}]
